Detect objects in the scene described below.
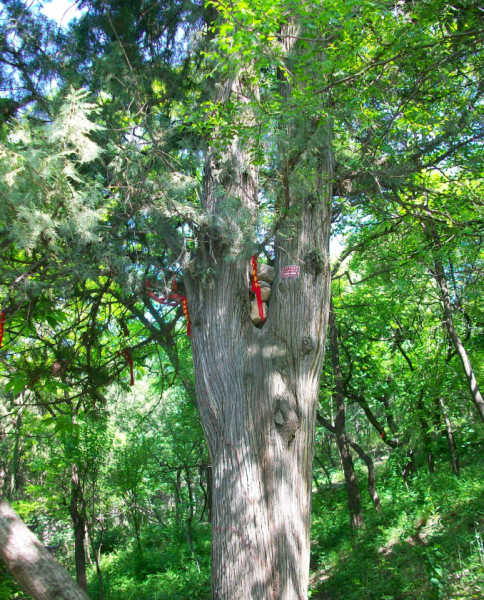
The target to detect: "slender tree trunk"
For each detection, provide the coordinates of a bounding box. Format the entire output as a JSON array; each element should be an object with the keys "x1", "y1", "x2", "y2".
[
  {"x1": 185, "y1": 467, "x2": 200, "y2": 573},
  {"x1": 314, "y1": 455, "x2": 334, "y2": 490},
  {"x1": 9, "y1": 399, "x2": 23, "y2": 501},
  {"x1": 335, "y1": 431, "x2": 364, "y2": 529},
  {"x1": 351, "y1": 393, "x2": 398, "y2": 448},
  {"x1": 438, "y1": 397, "x2": 460, "y2": 476},
  {"x1": 67, "y1": 466, "x2": 88, "y2": 592},
  {"x1": 424, "y1": 222, "x2": 484, "y2": 423},
  {"x1": 416, "y1": 390, "x2": 435, "y2": 474},
  {"x1": 403, "y1": 448, "x2": 416, "y2": 480},
  {"x1": 324, "y1": 432, "x2": 336, "y2": 468},
  {"x1": 95, "y1": 545, "x2": 103, "y2": 600},
  {"x1": 173, "y1": 467, "x2": 182, "y2": 525},
  {"x1": 87, "y1": 518, "x2": 104, "y2": 600},
  {"x1": 328, "y1": 302, "x2": 364, "y2": 530},
  {"x1": 346, "y1": 437, "x2": 382, "y2": 512},
  {"x1": 0, "y1": 500, "x2": 90, "y2": 600},
  {"x1": 85, "y1": 534, "x2": 93, "y2": 567},
  {"x1": 381, "y1": 394, "x2": 398, "y2": 435},
  {"x1": 95, "y1": 529, "x2": 104, "y2": 600},
  {"x1": 317, "y1": 414, "x2": 377, "y2": 509}
]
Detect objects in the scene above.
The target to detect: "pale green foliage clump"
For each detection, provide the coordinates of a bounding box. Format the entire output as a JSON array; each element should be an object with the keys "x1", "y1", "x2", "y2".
[
  {"x1": 0, "y1": 88, "x2": 105, "y2": 256},
  {"x1": 49, "y1": 88, "x2": 104, "y2": 164}
]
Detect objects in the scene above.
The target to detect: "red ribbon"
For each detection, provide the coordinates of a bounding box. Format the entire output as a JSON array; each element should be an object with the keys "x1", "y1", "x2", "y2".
[
  {"x1": 118, "y1": 349, "x2": 134, "y2": 386},
  {"x1": 146, "y1": 280, "x2": 191, "y2": 336},
  {"x1": 251, "y1": 256, "x2": 264, "y2": 321},
  {"x1": 0, "y1": 311, "x2": 4, "y2": 349},
  {"x1": 146, "y1": 279, "x2": 183, "y2": 306},
  {"x1": 181, "y1": 297, "x2": 191, "y2": 336},
  {"x1": 380, "y1": 432, "x2": 386, "y2": 439}
]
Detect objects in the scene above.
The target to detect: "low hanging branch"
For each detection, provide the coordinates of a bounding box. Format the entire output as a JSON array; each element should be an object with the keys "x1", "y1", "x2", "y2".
[{"x1": 0, "y1": 499, "x2": 90, "y2": 600}]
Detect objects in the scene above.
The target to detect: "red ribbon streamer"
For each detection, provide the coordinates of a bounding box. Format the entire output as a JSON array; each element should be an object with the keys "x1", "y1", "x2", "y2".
[
  {"x1": 251, "y1": 256, "x2": 264, "y2": 321},
  {"x1": 146, "y1": 279, "x2": 183, "y2": 306},
  {"x1": 146, "y1": 280, "x2": 191, "y2": 336},
  {"x1": 181, "y1": 297, "x2": 191, "y2": 336},
  {"x1": 118, "y1": 349, "x2": 134, "y2": 386},
  {"x1": 0, "y1": 311, "x2": 4, "y2": 349}
]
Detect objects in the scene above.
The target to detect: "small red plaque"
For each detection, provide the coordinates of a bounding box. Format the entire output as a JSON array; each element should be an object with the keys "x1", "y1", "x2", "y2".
[{"x1": 281, "y1": 265, "x2": 300, "y2": 279}]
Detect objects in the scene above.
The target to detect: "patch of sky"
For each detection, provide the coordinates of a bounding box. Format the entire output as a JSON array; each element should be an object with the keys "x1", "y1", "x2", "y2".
[
  {"x1": 330, "y1": 234, "x2": 342, "y2": 258},
  {"x1": 37, "y1": 0, "x2": 85, "y2": 27}
]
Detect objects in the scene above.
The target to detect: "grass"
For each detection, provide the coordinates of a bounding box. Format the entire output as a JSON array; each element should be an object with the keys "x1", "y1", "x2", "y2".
[
  {"x1": 1, "y1": 448, "x2": 483, "y2": 599},
  {"x1": 309, "y1": 450, "x2": 484, "y2": 600}
]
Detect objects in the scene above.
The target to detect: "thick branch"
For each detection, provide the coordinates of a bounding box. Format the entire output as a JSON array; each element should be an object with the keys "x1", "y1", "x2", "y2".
[{"x1": 0, "y1": 499, "x2": 90, "y2": 600}]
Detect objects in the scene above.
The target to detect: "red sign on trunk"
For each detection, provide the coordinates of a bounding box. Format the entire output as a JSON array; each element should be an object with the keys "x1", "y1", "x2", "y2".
[{"x1": 281, "y1": 266, "x2": 300, "y2": 279}]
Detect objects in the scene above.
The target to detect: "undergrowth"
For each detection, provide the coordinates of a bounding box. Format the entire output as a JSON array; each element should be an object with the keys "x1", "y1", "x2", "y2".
[
  {"x1": 2, "y1": 451, "x2": 483, "y2": 599},
  {"x1": 309, "y1": 450, "x2": 484, "y2": 600}
]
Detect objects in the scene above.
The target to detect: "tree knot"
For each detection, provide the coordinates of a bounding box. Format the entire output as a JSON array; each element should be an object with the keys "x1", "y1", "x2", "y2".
[
  {"x1": 304, "y1": 250, "x2": 326, "y2": 276},
  {"x1": 274, "y1": 399, "x2": 299, "y2": 448}
]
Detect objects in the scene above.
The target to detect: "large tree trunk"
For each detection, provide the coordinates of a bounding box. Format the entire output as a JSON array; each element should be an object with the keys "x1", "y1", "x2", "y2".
[
  {"x1": 0, "y1": 499, "x2": 90, "y2": 600},
  {"x1": 189, "y1": 212, "x2": 332, "y2": 597},
  {"x1": 186, "y1": 74, "x2": 333, "y2": 598}
]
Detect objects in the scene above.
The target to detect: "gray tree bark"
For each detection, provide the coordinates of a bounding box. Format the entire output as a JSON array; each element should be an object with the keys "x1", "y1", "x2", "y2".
[
  {"x1": 0, "y1": 499, "x2": 90, "y2": 600},
  {"x1": 184, "y1": 67, "x2": 333, "y2": 597}
]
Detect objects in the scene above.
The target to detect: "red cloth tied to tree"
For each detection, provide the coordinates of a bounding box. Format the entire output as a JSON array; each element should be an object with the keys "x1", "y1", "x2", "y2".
[
  {"x1": 146, "y1": 280, "x2": 191, "y2": 336},
  {"x1": 119, "y1": 349, "x2": 135, "y2": 386},
  {"x1": 0, "y1": 311, "x2": 4, "y2": 349},
  {"x1": 181, "y1": 297, "x2": 191, "y2": 336},
  {"x1": 251, "y1": 256, "x2": 264, "y2": 321},
  {"x1": 146, "y1": 279, "x2": 183, "y2": 306}
]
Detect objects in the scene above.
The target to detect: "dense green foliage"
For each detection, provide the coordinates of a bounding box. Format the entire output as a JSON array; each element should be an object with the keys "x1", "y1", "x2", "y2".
[{"x1": 1, "y1": 0, "x2": 484, "y2": 598}]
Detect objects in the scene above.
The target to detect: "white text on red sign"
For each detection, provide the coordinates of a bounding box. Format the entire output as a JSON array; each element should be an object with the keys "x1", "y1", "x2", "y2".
[{"x1": 281, "y1": 266, "x2": 300, "y2": 279}]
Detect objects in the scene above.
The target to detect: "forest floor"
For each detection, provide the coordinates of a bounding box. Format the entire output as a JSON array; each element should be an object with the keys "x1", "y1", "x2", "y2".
[
  {"x1": 84, "y1": 446, "x2": 484, "y2": 600},
  {"x1": 2, "y1": 446, "x2": 483, "y2": 600},
  {"x1": 309, "y1": 447, "x2": 484, "y2": 600}
]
